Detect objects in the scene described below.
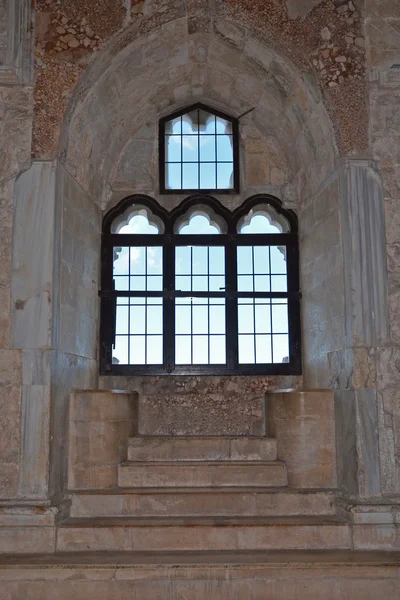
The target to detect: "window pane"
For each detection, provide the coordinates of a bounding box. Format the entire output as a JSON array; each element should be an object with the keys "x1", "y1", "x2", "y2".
[
  {"x1": 271, "y1": 275, "x2": 287, "y2": 292},
  {"x1": 130, "y1": 305, "x2": 145, "y2": 334},
  {"x1": 199, "y1": 110, "x2": 215, "y2": 134},
  {"x1": 115, "y1": 306, "x2": 129, "y2": 335},
  {"x1": 272, "y1": 301, "x2": 288, "y2": 333},
  {"x1": 182, "y1": 135, "x2": 199, "y2": 162},
  {"x1": 217, "y1": 163, "x2": 233, "y2": 189},
  {"x1": 113, "y1": 336, "x2": 128, "y2": 365},
  {"x1": 193, "y1": 246, "x2": 207, "y2": 274},
  {"x1": 272, "y1": 335, "x2": 289, "y2": 363},
  {"x1": 165, "y1": 116, "x2": 181, "y2": 135},
  {"x1": 238, "y1": 275, "x2": 253, "y2": 292},
  {"x1": 193, "y1": 305, "x2": 208, "y2": 334},
  {"x1": 199, "y1": 135, "x2": 216, "y2": 161},
  {"x1": 146, "y1": 275, "x2": 163, "y2": 291},
  {"x1": 238, "y1": 304, "x2": 254, "y2": 334},
  {"x1": 166, "y1": 135, "x2": 181, "y2": 162},
  {"x1": 239, "y1": 335, "x2": 255, "y2": 363},
  {"x1": 130, "y1": 336, "x2": 146, "y2": 364},
  {"x1": 183, "y1": 163, "x2": 198, "y2": 189},
  {"x1": 176, "y1": 336, "x2": 191, "y2": 363},
  {"x1": 176, "y1": 305, "x2": 191, "y2": 334},
  {"x1": 146, "y1": 336, "x2": 163, "y2": 364},
  {"x1": 210, "y1": 305, "x2": 225, "y2": 334},
  {"x1": 147, "y1": 305, "x2": 163, "y2": 334},
  {"x1": 216, "y1": 116, "x2": 232, "y2": 134},
  {"x1": 114, "y1": 276, "x2": 129, "y2": 291},
  {"x1": 217, "y1": 135, "x2": 233, "y2": 162},
  {"x1": 113, "y1": 247, "x2": 129, "y2": 275},
  {"x1": 193, "y1": 275, "x2": 208, "y2": 291},
  {"x1": 256, "y1": 335, "x2": 272, "y2": 363},
  {"x1": 209, "y1": 246, "x2": 225, "y2": 275},
  {"x1": 147, "y1": 247, "x2": 162, "y2": 274},
  {"x1": 176, "y1": 275, "x2": 191, "y2": 291},
  {"x1": 255, "y1": 304, "x2": 271, "y2": 334},
  {"x1": 253, "y1": 246, "x2": 269, "y2": 274},
  {"x1": 182, "y1": 110, "x2": 198, "y2": 133},
  {"x1": 193, "y1": 336, "x2": 208, "y2": 364},
  {"x1": 255, "y1": 275, "x2": 270, "y2": 292},
  {"x1": 200, "y1": 163, "x2": 216, "y2": 189},
  {"x1": 209, "y1": 275, "x2": 225, "y2": 291},
  {"x1": 166, "y1": 163, "x2": 182, "y2": 189},
  {"x1": 130, "y1": 276, "x2": 146, "y2": 291},
  {"x1": 270, "y1": 246, "x2": 287, "y2": 274},
  {"x1": 210, "y1": 336, "x2": 226, "y2": 363},
  {"x1": 176, "y1": 246, "x2": 191, "y2": 275},
  {"x1": 237, "y1": 246, "x2": 252, "y2": 274}
]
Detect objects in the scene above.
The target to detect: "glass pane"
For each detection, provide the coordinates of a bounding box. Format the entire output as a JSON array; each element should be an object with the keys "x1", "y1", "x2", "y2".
[
  {"x1": 210, "y1": 336, "x2": 226, "y2": 363},
  {"x1": 147, "y1": 247, "x2": 162, "y2": 274},
  {"x1": 193, "y1": 275, "x2": 208, "y2": 291},
  {"x1": 238, "y1": 275, "x2": 253, "y2": 292},
  {"x1": 176, "y1": 305, "x2": 191, "y2": 334},
  {"x1": 146, "y1": 336, "x2": 163, "y2": 364},
  {"x1": 272, "y1": 335, "x2": 289, "y2": 363},
  {"x1": 271, "y1": 275, "x2": 287, "y2": 292},
  {"x1": 115, "y1": 306, "x2": 129, "y2": 335},
  {"x1": 166, "y1": 135, "x2": 181, "y2": 162},
  {"x1": 147, "y1": 275, "x2": 163, "y2": 291},
  {"x1": 176, "y1": 336, "x2": 191, "y2": 364},
  {"x1": 130, "y1": 276, "x2": 146, "y2": 291},
  {"x1": 209, "y1": 246, "x2": 225, "y2": 275},
  {"x1": 192, "y1": 246, "x2": 207, "y2": 274},
  {"x1": 176, "y1": 275, "x2": 191, "y2": 291},
  {"x1": 165, "y1": 116, "x2": 181, "y2": 135},
  {"x1": 216, "y1": 116, "x2": 232, "y2": 134},
  {"x1": 113, "y1": 247, "x2": 129, "y2": 275},
  {"x1": 256, "y1": 335, "x2": 272, "y2": 363},
  {"x1": 200, "y1": 163, "x2": 216, "y2": 189},
  {"x1": 183, "y1": 163, "x2": 198, "y2": 189},
  {"x1": 270, "y1": 246, "x2": 287, "y2": 274},
  {"x1": 210, "y1": 305, "x2": 225, "y2": 334},
  {"x1": 255, "y1": 304, "x2": 271, "y2": 334},
  {"x1": 182, "y1": 135, "x2": 199, "y2": 162},
  {"x1": 130, "y1": 336, "x2": 146, "y2": 364},
  {"x1": 130, "y1": 247, "x2": 145, "y2": 275},
  {"x1": 217, "y1": 163, "x2": 233, "y2": 189},
  {"x1": 217, "y1": 135, "x2": 233, "y2": 162},
  {"x1": 176, "y1": 246, "x2": 191, "y2": 275},
  {"x1": 254, "y1": 246, "x2": 269, "y2": 274},
  {"x1": 272, "y1": 301, "x2": 288, "y2": 333},
  {"x1": 237, "y1": 246, "x2": 253, "y2": 274},
  {"x1": 199, "y1": 110, "x2": 216, "y2": 134},
  {"x1": 193, "y1": 305, "x2": 208, "y2": 334},
  {"x1": 166, "y1": 163, "x2": 181, "y2": 189},
  {"x1": 147, "y1": 306, "x2": 163, "y2": 335},
  {"x1": 209, "y1": 275, "x2": 225, "y2": 291},
  {"x1": 114, "y1": 276, "x2": 129, "y2": 291},
  {"x1": 239, "y1": 335, "x2": 255, "y2": 363},
  {"x1": 199, "y1": 135, "x2": 216, "y2": 161},
  {"x1": 193, "y1": 336, "x2": 208, "y2": 364},
  {"x1": 112, "y1": 336, "x2": 128, "y2": 365},
  {"x1": 255, "y1": 275, "x2": 270, "y2": 292},
  {"x1": 238, "y1": 304, "x2": 254, "y2": 334},
  {"x1": 130, "y1": 305, "x2": 145, "y2": 334}
]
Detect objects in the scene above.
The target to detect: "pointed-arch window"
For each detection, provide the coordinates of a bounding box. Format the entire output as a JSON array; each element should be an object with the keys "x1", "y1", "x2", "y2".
[
  {"x1": 100, "y1": 195, "x2": 301, "y2": 375},
  {"x1": 159, "y1": 104, "x2": 239, "y2": 194}
]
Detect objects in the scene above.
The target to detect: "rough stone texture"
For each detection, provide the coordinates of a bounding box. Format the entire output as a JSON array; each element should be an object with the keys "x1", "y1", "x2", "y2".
[
  {"x1": 0, "y1": 0, "x2": 7, "y2": 66},
  {"x1": 101, "y1": 375, "x2": 301, "y2": 436}
]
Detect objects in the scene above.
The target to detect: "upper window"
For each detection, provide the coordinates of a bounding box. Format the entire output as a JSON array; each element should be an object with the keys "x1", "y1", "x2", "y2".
[
  {"x1": 100, "y1": 194, "x2": 300, "y2": 376},
  {"x1": 159, "y1": 103, "x2": 240, "y2": 194}
]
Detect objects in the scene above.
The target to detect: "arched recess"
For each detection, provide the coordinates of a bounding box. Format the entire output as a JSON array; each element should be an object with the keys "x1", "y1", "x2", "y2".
[{"x1": 43, "y1": 12, "x2": 348, "y2": 497}]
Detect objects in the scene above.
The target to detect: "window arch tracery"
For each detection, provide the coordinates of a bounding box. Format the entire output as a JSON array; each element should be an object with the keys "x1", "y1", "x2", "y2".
[{"x1": 100, "y1": 194, "x2": 301, "y2": 375}]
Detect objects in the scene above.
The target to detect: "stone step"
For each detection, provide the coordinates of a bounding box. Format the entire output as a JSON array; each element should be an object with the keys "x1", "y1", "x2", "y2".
[
  {"x1": 118, "y1": 461, "x2": 288, "y2": 488},
  {"x1": 2, "y1": 550, "x2": 400, "y2": 599},
  {"x1": 127, "y1": 436, "x2": 277, "y2": 462},
  {"x1": 69, "y1": 488, "x2": 343, "y2": 519},
  {"x1": 57, "y1": 516, "x2": 351, "y2": 552}
]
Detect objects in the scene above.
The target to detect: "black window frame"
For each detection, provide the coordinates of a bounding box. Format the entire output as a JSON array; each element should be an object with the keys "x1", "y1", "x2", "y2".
[
  {"x1": 100, "y1": 194, "x2": 301, "y2": 376},
  {"x1": 159, "y1": 103, "x2": 240, "y2": 195}
]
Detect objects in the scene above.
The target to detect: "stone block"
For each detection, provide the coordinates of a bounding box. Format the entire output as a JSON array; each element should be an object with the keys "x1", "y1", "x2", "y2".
[
  {"x1": 0, "y1": 527, "x2": 55, "y2": 554},
  {"x1": 267, "y1": 390, "x2": 337, "y2": 488}
]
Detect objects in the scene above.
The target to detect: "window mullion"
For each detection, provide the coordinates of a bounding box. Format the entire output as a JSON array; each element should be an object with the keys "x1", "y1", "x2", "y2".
[
  {"x1": 163, "y1": 237, "x2": 175, "y2": 373},
  {"x1": 225, "y1": 237, "x2": 238, "y2": 371}
]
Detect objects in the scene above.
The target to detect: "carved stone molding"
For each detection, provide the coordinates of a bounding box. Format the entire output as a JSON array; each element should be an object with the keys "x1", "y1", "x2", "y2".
[{"x1": 0, "y1": 0, "x2": 34, "y2": 86}]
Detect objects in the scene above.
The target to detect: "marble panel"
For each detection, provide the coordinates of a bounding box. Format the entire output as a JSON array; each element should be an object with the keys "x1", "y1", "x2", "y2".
[{"x1": 334, "y1": 390, "x2": 358, "y2": 495}]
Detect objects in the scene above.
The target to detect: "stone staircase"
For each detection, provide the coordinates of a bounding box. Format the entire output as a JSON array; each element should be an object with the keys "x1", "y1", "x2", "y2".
[{"x1": 60, "y1": 432, "x2": 350, "y2": 553}]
